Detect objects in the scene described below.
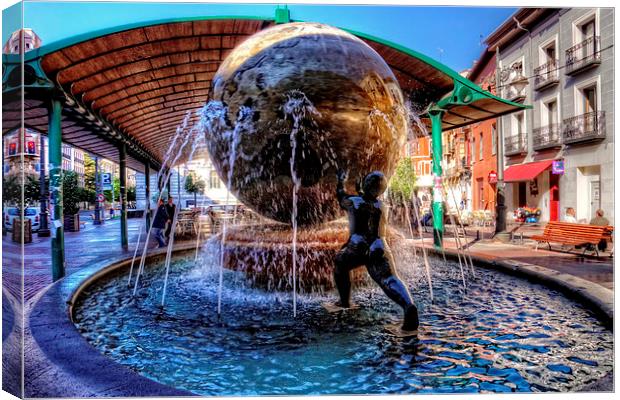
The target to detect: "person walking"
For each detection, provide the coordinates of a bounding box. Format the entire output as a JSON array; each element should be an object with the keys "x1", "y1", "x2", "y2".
[
  {"x1": 152, "y1": 198, "x2": 170, "y2": 248},
  {"x1": 165, "y1": 196, "x2": 177, "y2": 239}
]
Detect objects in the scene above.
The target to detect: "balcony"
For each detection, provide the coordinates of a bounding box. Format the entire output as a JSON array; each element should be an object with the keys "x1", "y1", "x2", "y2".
[
  {"x1": 562, "y1": 111, "x2": 606, "y2": 145},
  {"x1": 565, "y1": 36, "x2": 601, "y2": 76},
  {"x1": 504, "y1": 133, "x2": 527, "y2": 156},
  {"x1": 533, "y1": 60, "x2": 559, "y2": 90},
  {"x1": 533, "y1": 124, "x2": 562, "y2": 151}
]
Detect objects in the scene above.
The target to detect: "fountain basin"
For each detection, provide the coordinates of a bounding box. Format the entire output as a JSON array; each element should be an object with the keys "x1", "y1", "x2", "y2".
[{"x1": 61, "y1": 242, "x2": 613, "y2": 396}]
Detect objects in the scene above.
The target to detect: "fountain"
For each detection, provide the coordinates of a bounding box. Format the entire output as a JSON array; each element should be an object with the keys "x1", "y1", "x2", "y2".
[
  {"x1": 66, "y1": 22, "x2": 612, "y2": 395},
  {"x1": 205, "y1": 22, "x2": 406, "y2": 225},
  {"x1": 202, "y1": 22, "x2": 407, "y2": 298}
]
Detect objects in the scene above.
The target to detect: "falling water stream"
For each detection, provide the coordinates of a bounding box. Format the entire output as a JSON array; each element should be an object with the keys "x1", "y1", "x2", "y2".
[{"x1": 282, "y1": 90, "x2": 320, "y2": 317}]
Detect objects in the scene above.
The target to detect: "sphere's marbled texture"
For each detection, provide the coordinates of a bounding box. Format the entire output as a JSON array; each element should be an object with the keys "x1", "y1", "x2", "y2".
[{"x1": 206, "y1": 22, "x2": 406, "y2": 225}]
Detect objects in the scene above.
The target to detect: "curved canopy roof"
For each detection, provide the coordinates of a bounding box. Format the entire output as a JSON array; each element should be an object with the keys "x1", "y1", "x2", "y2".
[{"x1": 2, "y1": 14, "x2": 527, "y2": 170}]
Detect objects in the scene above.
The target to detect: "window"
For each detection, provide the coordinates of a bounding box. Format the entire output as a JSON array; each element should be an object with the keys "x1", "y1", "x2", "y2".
[
  {"x1": 514, "y1": 112, "x2": 525, "y2": 137},
  {"x1": 544, "y1": 43, "x2": 556, "y2": 61},
  {"x1": 209, "y1": 170, "x2": 220, "y2": 189},
  {"x1": 491, "y1": 123, "x2": 497, "y2": 155},
  {"x1": 545, "y1": 99, "x2": 558, "y2": 125},
  {"x1": 582, "y1": 85, "x2": 597, "y2": 113},
  {"x1": 479, "y1": 133, "x2": 484, "y2": 160},
  {"x1": 581, "y1": 19, "x2": 595, "y2": 41}
]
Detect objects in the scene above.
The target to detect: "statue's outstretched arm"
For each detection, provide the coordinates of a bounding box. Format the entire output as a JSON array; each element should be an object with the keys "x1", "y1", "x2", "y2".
[{"x1": 336, "y1": 169, "x2": 353, "y2": 208}]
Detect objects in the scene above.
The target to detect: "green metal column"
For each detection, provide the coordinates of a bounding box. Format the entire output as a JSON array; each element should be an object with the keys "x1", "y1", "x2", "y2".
[
  {"x1": 48, "y1": 96, "x2": 65, "y2": 281},
  {"x1": 145, "y1": 162, "x2": 151, "y2": 228},
  {"x1": 119, "y1": 143, "x2": 128, "y2": 249},
  {"x1": 430, "y1": 110, "x2": 444, "y2": 248}
]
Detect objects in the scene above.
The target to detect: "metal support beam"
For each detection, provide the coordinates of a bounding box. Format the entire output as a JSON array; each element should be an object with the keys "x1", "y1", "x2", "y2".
[
  {"x1": 48, "y1": 96, "x2": 65, "y2": 281},
  {"x1": 145, "y1": 162, "x2": 151, "y2": 228},
  {"x1": 430, "y1": 109, "x2": 444, "y2": 248},
  {"x1": 38, "y1": 129, "x2": 50, "y2": 237},
  {"x1": 94, "y1": 156, "x2": 103, "y2": 225},
  {"x1": 119, "y1": 142, "x2": 128, "y2": 249}
]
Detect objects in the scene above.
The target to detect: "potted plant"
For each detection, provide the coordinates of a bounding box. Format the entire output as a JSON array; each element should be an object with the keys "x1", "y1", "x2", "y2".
[
  {"x1": 63, "y1": 171, "x2": 82, "y2": 231},
  {"x1": 2, "y1": 174, "x2": 39, "y2": 243}
]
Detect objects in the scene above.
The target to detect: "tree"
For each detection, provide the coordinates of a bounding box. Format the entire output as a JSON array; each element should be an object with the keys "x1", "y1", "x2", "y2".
[
  {"x1": 62, "y1": 171, "x2": 82, "y2": 215},
  {"x1": 104, "y1": 177, "x2": 121, "y2": 203},
  {"x1": 388, "y1": 157, "x2": 417, "y2": 202},
  {"x1": 184, "y1": 172, "x2": 206, "y2": 206},
  {"x1": 2, "y1": 174, "x2": 41, "y2": 209},
  {"x1": 83, "y1": 153, "x2": 96, "y2": 192}
]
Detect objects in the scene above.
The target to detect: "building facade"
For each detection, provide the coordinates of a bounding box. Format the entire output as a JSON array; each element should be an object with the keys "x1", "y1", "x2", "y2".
[
  {"x1": 442, "y1": 126, "x2": 472, "y2": 212},
  {"x1": 486, "y1": 7, "x2": 614, "y2": 223},
  {"x1": 2, "y1": 129, "x2": 86, "y2": 186},
  {"x1": 467, "y1": 50, "x2": 499, "y2": 212}
]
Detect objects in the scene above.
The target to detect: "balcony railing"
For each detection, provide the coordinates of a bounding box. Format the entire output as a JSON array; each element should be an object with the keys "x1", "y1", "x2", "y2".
[
  {"x1": 533, "y1": 60, "x2": 559, "y2": 90},
  {"x1": 505, "y1": 133, "x2": 527, "y2": 156},
  {"x1": 562, "y1": 111, "x2": 606, "y2": 144},
  {"x1": 533, "y1": 123, "x2": 562, "y2": 151},
  {"x1": 565, "y1": 36, "x2": 601, "y2": 75}
]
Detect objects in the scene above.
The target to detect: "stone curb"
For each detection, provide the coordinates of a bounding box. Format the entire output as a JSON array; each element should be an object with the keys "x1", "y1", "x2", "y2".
[
  {"x1": 28, "y1": 243, "x2": 199, "y2": 398},
  {"x1": 426, "y1": 247, "x2": 614, "y2": 330}
]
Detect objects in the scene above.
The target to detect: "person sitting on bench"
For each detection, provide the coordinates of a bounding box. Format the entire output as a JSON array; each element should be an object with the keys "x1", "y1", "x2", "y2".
[{"x1": 590, "y1": 209, "x2": 611, "y2": 252}]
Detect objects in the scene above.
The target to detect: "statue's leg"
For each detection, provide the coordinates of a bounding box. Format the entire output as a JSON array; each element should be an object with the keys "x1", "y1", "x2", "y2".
[
  {"x1": 334, "y1": 243, "x2": 363, "y2": 308},
  {"x1": 367, "y1": 240, "x2": 419, "y2": 331}
]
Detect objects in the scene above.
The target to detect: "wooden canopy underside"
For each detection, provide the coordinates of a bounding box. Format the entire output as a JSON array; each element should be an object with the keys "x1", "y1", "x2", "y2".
[{"x1": 4, "y1": 19, "x2": 463, "y2": 168}]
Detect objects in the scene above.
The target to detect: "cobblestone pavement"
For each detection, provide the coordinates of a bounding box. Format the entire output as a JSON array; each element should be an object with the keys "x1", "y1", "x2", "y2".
[
  {"x1": 413, "y1": 225, "x2": 613, "y2": 290},
  {"x1": 2, "y1": 218, "x2": 161, "y2": 303}
]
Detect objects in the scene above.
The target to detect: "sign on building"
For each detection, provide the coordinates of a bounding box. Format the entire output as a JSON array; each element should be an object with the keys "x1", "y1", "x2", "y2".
[
  {"x1": 101, "y1": 172, "x2": 113, "y2": 190},
  {"x1": 552, "y1": 160, "x2": 564, "y2": 175}
]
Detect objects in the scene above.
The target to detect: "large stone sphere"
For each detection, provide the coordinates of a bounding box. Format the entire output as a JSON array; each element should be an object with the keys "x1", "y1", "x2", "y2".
[{"x1": 204, "y1": 22, "x2": 407, "y2": 225}]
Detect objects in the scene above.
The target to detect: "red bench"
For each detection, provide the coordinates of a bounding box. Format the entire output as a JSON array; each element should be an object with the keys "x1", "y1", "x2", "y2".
[{"x1": 532, "y1": 221, "x2": 608, "y2": 256}]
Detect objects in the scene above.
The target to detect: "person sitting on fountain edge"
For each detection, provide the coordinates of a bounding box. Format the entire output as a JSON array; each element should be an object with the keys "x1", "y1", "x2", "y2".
[{"x1": 333, "y1": 169, "x2": 419, "y2": 332}]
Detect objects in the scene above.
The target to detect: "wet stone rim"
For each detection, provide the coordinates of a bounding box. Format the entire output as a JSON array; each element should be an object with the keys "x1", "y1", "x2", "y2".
[{"x1": 28, "y1": 243, "x2": 613, "y2": 397}]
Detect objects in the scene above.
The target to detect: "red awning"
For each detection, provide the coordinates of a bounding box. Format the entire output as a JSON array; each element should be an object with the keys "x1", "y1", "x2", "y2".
[{"x1": 504, "y1": 160, "x2": 553, "y2": 182}]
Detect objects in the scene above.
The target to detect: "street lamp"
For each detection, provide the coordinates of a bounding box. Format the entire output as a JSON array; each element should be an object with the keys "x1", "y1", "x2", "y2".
[
  {"x1": 495, "y1": 64, "x2": 530, "y2": 240},
  {"x1": 510, "y1": 74, "x2": 529, "y2": 98}
]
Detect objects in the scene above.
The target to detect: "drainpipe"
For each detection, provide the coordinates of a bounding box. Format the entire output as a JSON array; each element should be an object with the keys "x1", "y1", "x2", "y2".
[
  {"x1": 48, "y1": 95, "x2": 65, "y2": 281},
  {"x1": 494, "y1": 47, "x2": 509, "y2": 239},
  {"x1": 119, "y1": 142, "x2": 128, "y2": 249},
  {"x1": 429, "y1": 109, "x2": 444, "y2": 248}
]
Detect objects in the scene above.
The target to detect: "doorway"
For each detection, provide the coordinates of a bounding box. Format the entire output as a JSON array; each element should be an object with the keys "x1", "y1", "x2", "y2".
[
  {"x1": 518, "y1": 182, "x2": 527, "y2": 207},
  {"x1": 589, "y1": 180, "x2": 600, "y2": 219},
  {"x1": 549, "y1": 172, "x2": 560, "y2": 221}
]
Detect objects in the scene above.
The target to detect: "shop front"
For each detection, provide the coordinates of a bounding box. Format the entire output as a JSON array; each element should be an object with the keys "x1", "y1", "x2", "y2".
[{"x1": 503, "y1": 159, "x2": 563, "y2": 223}]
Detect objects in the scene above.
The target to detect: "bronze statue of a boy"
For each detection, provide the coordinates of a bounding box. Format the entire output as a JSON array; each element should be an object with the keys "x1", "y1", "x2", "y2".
[{"x1": 333, "y1": 170, "x2": 419, "y2": 332}]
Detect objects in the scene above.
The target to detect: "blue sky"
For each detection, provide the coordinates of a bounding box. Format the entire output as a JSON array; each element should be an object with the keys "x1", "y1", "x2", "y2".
[{"x1": 3, "y1": 2, "x2": 515, "y2": 72}]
